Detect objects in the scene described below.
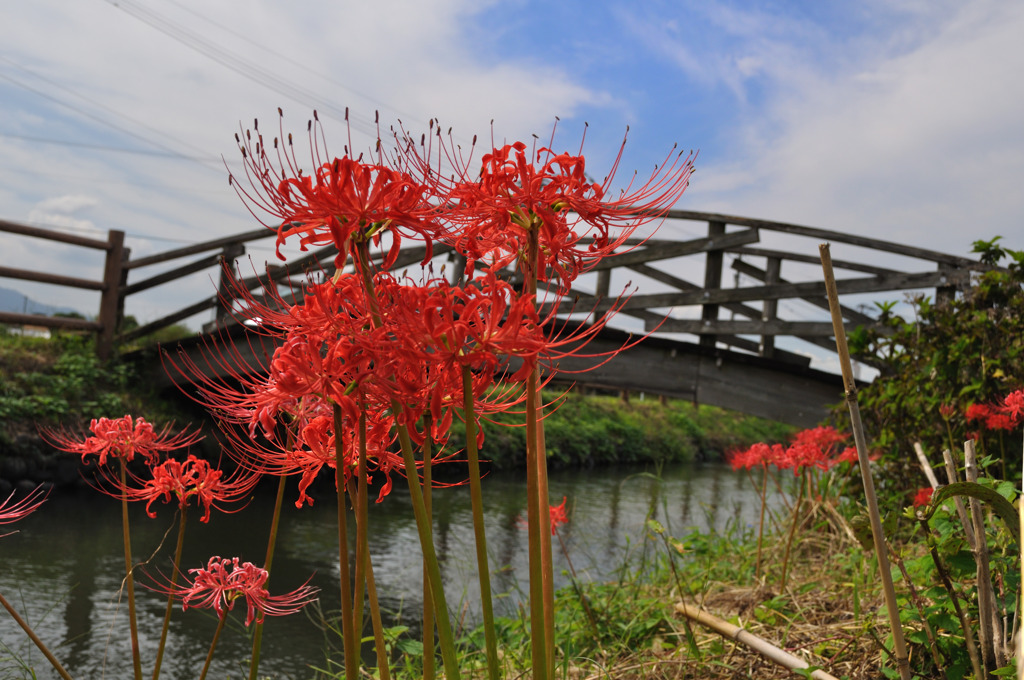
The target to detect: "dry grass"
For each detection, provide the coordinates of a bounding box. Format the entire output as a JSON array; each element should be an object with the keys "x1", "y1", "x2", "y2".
[{"x1": 559, "y1": 510, "x2": 901, "y2": 680}]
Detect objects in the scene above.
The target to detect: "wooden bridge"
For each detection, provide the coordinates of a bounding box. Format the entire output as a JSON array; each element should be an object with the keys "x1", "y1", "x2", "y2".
[{"x1": 0, "y1": 211, "x2": 986, "y2": 426}]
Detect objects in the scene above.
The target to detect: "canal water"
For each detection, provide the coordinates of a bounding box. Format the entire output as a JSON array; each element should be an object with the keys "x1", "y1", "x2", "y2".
[{"x1": 0, "y1": 463, "x2": 783, "y2": 679}]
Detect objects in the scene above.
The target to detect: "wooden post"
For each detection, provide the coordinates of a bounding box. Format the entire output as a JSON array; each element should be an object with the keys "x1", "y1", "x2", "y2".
[
  {"x1": 700, "y1": 221, "x2": 725, "y2": 348},
  {"x1": 214, "y1": 243, "x2": 246, "y2": 326},
  {"x1": 759, "y1": 256, "x2": 781, "y2": 358},
  {"x1": 96, "y1": 230, "x2": 126, "y2": 361},
  {"x1": 935, "y1": 262, "x2": 957, "y2": 308},
  {"x1": 594, "y1": 268, "x2": 611, "y2": 322}
]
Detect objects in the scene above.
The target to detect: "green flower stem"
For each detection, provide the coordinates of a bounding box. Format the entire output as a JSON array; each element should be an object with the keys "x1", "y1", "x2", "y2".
[
  {"x1": 119, "y1": 458, "x2": 143, "y2": 680},
  {"x1": 354, "y1": 406, "x2": 390, "y2": 680},
  {"x1": 0, "y1": 590, "x2": 74, "y2": 680},
  {"x1": 352, "y1": 239, "x2": 458, "y2": 678},
  {"x1": 778, "y1": 469, "x2": 805, "y2": 594},
  {"x1": 524, "y1": 368, "x2": 549, "y2": 680},
  {"x1": 462, "y1": 366, "x2": 500, "y2": 680},
  {"x1": 421, "y1": 432, "x2": 436, "y2": 680},
  {"x1": 533, "y1": 385, "x2": 555, "y2": 680},
  {"x1": 333, "y1": 402, "x2": 359, "y2": 680},
  {"x1": 198, "y1": 614, "x2": 228, "y2": 680},
  {"x1": 249, "y1": 471, "x2": 289, "y2": 680},
  {"x1": 152, "y1": 505, "x2": 188, "y2": 680},
  {"x1": 393, "y1": 402, "x2": 461, "y2": 680},
  {"x1": 521, "y1": 226, "x2": 551, "y2": 680}
]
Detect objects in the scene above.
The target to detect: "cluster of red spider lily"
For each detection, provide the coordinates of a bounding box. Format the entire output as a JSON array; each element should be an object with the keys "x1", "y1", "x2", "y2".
[
  {"x1": 14, "y1": 114, "x2": 693, "y2": 680},
  {"x1": 179, "y1": 113, "x2": 695, "y2": 511},
  {"x1": 44, "y1": 416, "x2": 258, "y2": 521},
  {"x1": 203, "y1": 113, "x2": 694, "y2": 680},
  {"x1": 728, "y1": 425, "x2": 858, "y2": 475},
  {"x1": 147, "y1": 556, "x2": 317, "y2": 627},
  {"x1": 962, "y1": 389, "x2": 1024, "y2": 434}
]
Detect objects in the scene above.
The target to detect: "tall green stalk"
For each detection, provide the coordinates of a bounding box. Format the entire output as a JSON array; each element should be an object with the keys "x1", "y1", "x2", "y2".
[
  {"x1": 248, "y1": 471, "x2": 289, "y2": 680},
  {"x1": 198, "y1": 614, "x2": 228, "y2": 680},
  {"x1": 354, "y1": 406, "x2": 390, "y2": 680},
  {"x1": 778, "y1": 470, "x2": 806, "y2": 593},
  {"x1": 421, "y1": 430, "x2": 436, "y2": 680},
  {"x1": 333, "y1": 402, "x2": 359, "y2": 680},
  {"x1": 393, "y1": 406, "x2": 461, "y2": 680},
  {"x1": 152, "y1": 505, "x2": 188, "y2": 680},
  {"x1": 119, "y1": 458, "x2": 143, "y2": 680},
  {"x1": 462, "y1": 366, "x2": 500, "y2": 680},
  {"x1": 352, "y1": 236, "x2": 459, "y2": 679}
]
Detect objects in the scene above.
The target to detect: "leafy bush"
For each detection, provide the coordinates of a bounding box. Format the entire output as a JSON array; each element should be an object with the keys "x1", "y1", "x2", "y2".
[{"x1": 850, "y1": 237, "x2": 1024, "y2": 482}]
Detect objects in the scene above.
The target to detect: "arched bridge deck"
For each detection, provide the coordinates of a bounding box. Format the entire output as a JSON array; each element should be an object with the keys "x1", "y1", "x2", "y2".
[{"x1": 1, "y1": 210, "x2": 989, "y2": 426}]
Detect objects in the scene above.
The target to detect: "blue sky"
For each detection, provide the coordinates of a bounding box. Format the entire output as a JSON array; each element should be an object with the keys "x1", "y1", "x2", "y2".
[{"x1": 1, "y1": 0, "x2": 1022, "y2": 344}]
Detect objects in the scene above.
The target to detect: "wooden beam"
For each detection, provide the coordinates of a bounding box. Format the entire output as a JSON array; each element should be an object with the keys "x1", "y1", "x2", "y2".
[
  {"x1": 0, "y1": 266, "x2": 104, "y2": 290},
  {"x1": 646, "y1": 319, "x2": 888, "y2": 336},
  {"x1": 544, "y1": 268, "x2": 969, "y2": 314},
  {"x1": 125, "y1": 228, "x2": 269, "y2": 269},
  {"x1": 732, "y1": 259, "x2": 875, "y2": 324},
  {"x1": 0, "y1": 218, "x2": 109, "y2": 249},
  {"x1": 587, "y1": 228, "x2": 759, "y2": 270},
  {"x1": 732, "y1": 246, "x2": 899, "y2": 276},
  {"x1": 664, "y1": 209, "x2": 978, "y2": 267},
  {"x1": 0, "y1": 311, "x2": 101, "y2": 331}
]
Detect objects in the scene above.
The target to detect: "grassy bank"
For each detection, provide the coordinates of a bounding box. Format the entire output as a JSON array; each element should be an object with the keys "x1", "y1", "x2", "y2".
[{"x1": 0, "y1": 329, "x2": 793, "y2": 475}]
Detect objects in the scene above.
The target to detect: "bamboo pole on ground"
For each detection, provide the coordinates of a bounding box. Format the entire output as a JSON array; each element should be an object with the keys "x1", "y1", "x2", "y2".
[
  {"x1": 819, "y1": 244, "x2": 911, "y2": 680},
  {"x1": 675, "y1": 603, "x2": 840, "y2": 680}
]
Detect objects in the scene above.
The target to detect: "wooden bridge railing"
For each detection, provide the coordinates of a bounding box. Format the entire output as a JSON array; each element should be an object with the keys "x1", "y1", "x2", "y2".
[{"x1": 0, "y1": 210, "x2": 987, "y2": 368}]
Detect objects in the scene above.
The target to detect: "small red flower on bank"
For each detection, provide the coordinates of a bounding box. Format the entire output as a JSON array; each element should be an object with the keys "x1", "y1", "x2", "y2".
[
  {"x1": 912, "y1": 487, "x2": 934, "y2": 508},
  {"x1": 44, "y1": 415, "x2": 203, "y2": 466},
  {"x1": 145, "y1": 556, "x2": 318, "y2": 626},
  {"x1": 0, "y1": 485, "x2": 49, "y2": 537},
  {"x1": 549, "y1": 497, "x2": 569, "y2": 535}
]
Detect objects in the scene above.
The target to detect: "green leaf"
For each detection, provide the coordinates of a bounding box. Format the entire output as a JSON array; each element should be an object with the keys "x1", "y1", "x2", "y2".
[{"x1": 921, "y1": 482, "x2": 1020, "y2": 545}]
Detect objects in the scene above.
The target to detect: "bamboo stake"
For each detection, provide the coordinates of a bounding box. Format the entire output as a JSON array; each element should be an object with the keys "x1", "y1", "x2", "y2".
[
  {"x1": 1018, "y1": 432, "x2": 1023, "y2": 680},
  {"x1": 940, "y1": 449, "x2": 977, "y2": 548},
  {"x1": 675, "y1": 603, "x2": 839, "y2": 680},
  {"x1": 913, "y1": 442, "x2": 940, "y2": 489},
  {"x1": 819, "y1": 244, "x2": 911, "y2": 680},
  {"x1": 964, "y1": 439, "x2": 1004, "y2": 671}
]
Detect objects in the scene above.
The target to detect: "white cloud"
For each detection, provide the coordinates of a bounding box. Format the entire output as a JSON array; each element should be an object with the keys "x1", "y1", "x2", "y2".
[{"x1": 690, "y1": 0, "x2": 1024, "y2": 255}]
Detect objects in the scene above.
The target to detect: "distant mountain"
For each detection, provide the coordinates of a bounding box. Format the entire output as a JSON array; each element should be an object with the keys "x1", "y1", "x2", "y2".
[{"x1": 0, "y1": 286, "x2": 83, "y2": 318}]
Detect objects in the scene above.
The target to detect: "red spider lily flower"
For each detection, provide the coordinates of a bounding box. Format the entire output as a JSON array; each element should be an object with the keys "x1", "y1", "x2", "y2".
[
  {"x1": 728, "y1": 442, "x2": 777, "y2": 471},
  {"x1": 229, "y1": 112, "x2": 442, "y2": 270},
  {"x1": 938, "y1": 403, "x2": 957, "y2": 420},
  {"x1": 220, "y1": 405, "x2": 407, "y2": 508},
  {"x1": 912, "y1": 487, "x2": 934, "y2": 508},
  {"x1": 144, "y1": 556, "x2": 317, "y2": 626},
  {"x1": 997, "y1": 389, "x2": 1024, "y2": 426},
  {"x1": 93, "y1": 454, "x2": 260, "y2": 523},
  {"x1": 964, "y1": 403, "x2": 992, "y2": 424},
  {"x1": 782, "y1": 426, "x2": 850, "y2": 474},
  {"x1": 403, "y1": 125, "x2": 695, "y2": 287},
  {"x1": 549, "y1": 497, "x2": 569, "y2": 535},
  {"x1": 965, "y1": 399, "x2": 1020, "y2": 431},
  {"x1": 0, "y1": 485, "x2": 49, "y2": 537},
  {"x1": 43, "y1": 416, "x2": 203, "y2": 466},
  {"x1": 834, "y1": 446, "x2": 860, "y2": 465}
]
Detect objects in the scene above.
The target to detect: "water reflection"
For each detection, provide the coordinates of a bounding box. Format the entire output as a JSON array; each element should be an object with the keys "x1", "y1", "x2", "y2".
[{"x1": 0, "y1": 463, "x2": 784, "y2": 679}]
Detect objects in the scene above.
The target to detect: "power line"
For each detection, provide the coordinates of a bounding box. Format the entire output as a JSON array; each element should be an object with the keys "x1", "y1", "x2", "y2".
[
  {"x1": 0, "y1": 131, "x2": 213, "y2": 160},
  {"x1": 102, "y1": 0, "x2": 383, "y2": 139},
  {"x1": 0, "y1": 60, "x2": 223, "y2": 170}
]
